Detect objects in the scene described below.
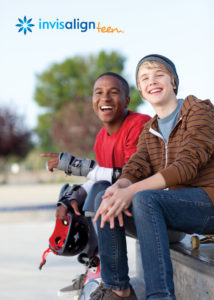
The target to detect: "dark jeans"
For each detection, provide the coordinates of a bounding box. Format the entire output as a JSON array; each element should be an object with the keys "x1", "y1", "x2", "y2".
[{"x1": 95, "y1": 187, "x2": 214, "y2": 300}]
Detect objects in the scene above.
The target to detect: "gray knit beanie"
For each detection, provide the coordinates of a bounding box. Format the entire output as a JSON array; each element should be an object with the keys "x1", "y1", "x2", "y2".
[{"x1": 136, "y1": 54, "x2": 179, "y2": 95}]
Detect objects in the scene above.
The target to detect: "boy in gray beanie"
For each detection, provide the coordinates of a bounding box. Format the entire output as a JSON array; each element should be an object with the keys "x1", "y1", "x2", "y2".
[
  {"x1": 93, "y1": 54, "x2": 214, "y2": 300},
  {"x1": 135, "y1": 54, "x2": 179, "y2": 94}
]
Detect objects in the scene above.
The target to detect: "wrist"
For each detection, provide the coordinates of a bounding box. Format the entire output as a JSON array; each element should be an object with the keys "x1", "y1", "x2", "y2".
[
  {"x1": 127, "y1": 184, "x2": 137, "y2": 198},
  {"x1": 117, "y1": 178, "x2": 132, "y2": 188}
]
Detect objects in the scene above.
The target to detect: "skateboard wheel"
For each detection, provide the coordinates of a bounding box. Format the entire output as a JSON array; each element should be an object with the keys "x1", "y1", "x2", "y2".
[
  {"x1": 78, "y1": 253, "x2": 89, "y2": 264},
  {"x1": 89, "y1": 256, "x2": 100, "y2": 268},
  {"x1": 191, "y1": 235, "x2": 200, "y2": 250}
]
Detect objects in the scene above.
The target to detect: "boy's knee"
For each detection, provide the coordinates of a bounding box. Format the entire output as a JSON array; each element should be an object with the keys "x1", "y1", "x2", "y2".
[
  {"x1": 132, "y1": 190, "x2": 160, "y2": 212},
  {"x1": 132, "y1": 190, "x2": 151, "y2": 205},
  {"x1": 91, "y1": 180, "x2": 110, "y2": 192},
  {"x1": 84, "y1": 181, "x2": 110, "y2": 214}
]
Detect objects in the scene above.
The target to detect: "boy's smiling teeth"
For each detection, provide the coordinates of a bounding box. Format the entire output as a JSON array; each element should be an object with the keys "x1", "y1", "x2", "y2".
[
  {"x1": 150, "y1": 88, "x2": 162, "y2": 94},
  {"x1": 101, "y1": 106, "x2": 113, "y2": 111}
]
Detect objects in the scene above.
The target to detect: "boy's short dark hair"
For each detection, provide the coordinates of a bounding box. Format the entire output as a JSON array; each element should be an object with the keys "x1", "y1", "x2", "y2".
[{"x1": 95, "y1": 72, "x2": 130, "y2": 97}]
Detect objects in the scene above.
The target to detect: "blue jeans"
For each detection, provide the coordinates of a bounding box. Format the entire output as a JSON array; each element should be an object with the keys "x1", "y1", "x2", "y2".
[
  {"x1": 95, "y1": 187, "x2": 214, "y2": 300},
  {"x1": 82, "y1": 181, "x2": 111, "y2": 257},
  {"x1": 83, "y1": 180, "x2": 111, "y2": 214}
]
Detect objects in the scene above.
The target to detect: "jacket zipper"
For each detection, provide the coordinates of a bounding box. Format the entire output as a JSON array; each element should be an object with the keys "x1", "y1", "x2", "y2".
[
  {"x1": 165, "y1": 142, "x2": 168, "y2": 168},
  {"x1": 149, "y1": 117, "x2": 182, "y2": 169}
]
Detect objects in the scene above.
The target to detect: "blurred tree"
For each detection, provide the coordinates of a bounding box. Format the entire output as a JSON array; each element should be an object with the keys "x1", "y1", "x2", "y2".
[
  {"x1": 35, "y1": 51, "x2": 125, "y2": 110},
  {"x1": 0, "y1": 108, "x2": 33, "y2": 183},
  {"x1": 34, "y1": 50, "x2": 142, "y2": 153},
  {"x1": 52, "y1": 98, "x2": 102, "y2": 158},
  {"x1": 128, "y1": 86, "x2": 142, "y2": 112}
]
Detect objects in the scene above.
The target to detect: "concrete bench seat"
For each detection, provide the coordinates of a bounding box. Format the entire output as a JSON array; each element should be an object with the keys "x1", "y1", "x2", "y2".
[
  {"x1": 133, "y1": 234, "x2": 214, "y2": 300},
  {"x1": 171, "y1": 234, "x2": 214, "y2": 300}
]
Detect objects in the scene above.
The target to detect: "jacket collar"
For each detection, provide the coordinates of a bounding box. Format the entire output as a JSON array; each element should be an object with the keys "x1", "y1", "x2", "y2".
[{"x1": 144, "y1": 95, "x2": 204, "y2": 132}]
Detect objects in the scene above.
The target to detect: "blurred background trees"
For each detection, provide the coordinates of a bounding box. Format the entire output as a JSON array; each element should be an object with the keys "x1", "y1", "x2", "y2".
[
  {"x1": 34, "y1": 50, "x2": 142, "y2": 156},
  {"x1": 0, "y1": 108, "x2": 33, "y2": 183},
  {"x1": 0, "y1": 51, "x2": 143, "y2": 184}
]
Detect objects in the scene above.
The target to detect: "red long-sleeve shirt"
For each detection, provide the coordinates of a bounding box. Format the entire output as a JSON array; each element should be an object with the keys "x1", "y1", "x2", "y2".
[{"x1": 94, "y1": 111, "x2": 151, "y2": 168}]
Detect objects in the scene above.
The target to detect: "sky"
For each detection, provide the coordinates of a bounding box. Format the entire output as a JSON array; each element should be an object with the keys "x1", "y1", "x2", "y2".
[{"x1": 0, "y1": 0, "x2": 214, "y2": 128}]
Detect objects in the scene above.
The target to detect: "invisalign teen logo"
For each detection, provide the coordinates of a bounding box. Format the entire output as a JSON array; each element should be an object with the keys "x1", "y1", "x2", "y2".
[
  {"x1": 39, "y1": 18, "x2": 94, "y2": 32},
  {"x1": 15, "y1": 17, "x2": 124, "y2": 35}
]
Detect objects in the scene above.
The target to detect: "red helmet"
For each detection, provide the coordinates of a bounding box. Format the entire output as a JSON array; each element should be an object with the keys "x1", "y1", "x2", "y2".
[{"x1": 39, "y1": 213, "x2": 89, "y2": 269}]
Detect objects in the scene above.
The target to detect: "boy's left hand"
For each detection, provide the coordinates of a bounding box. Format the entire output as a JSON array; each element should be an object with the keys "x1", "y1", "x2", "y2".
[{"x1": 94, "y1": 187, "x2": 133, "y2": 229}]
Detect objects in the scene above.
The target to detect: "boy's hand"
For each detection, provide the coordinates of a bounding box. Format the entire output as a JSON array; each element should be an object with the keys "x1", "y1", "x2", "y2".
[
  {"x1": 40, "y1": 153, "x2": 59, "y2": 172},
  {"x1": 56, "y1": 205, "x2": 68, "y2": 221},
  {"x1": 94, "y1": 187, "x2": 133, "y2": 229},
  {"x1": 56, "y1": 200, "x2": 81, "y2": 220},
  {"x1": 70, "y1": 200, "x2": 81, "y2": 216},
  {"x1": 103, "y1": 178, "x2": 132, "y2": 199},
  {"x1": 103, "y1": 183, "x2": 119, "y2": 199}
]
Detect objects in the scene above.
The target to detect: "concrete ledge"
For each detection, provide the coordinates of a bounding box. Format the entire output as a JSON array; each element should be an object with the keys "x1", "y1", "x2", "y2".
[
  {"x1": 135, "y1": 235, "x2": 214, "y2": 300},
  {"x1": 171, "y1": 235, "x2": 214, "y2": 300},
  {"x1": 172, "y1": 255, "x2": 213, "y2": 300}
]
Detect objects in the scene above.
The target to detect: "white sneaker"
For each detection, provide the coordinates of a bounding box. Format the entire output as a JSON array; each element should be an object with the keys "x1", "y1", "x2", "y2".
[
  {"x1": 58, "y1": 256, "x2": 101, "y2": 298},
  {"x1": 58, "y1": 273, "x2": 86, "y2": 297}
]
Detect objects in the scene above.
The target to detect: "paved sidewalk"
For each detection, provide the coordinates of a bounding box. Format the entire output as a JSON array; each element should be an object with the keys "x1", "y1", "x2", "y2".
[
  {"x1": 0, "y1": 221, "x2": 137, "y2": 300},
  {"x1": 0, "y1": 220, "x2": 85, "y2": 300},
  {"x1": 0, "y1": 184, "x2": 138, "y2": 300},
  {"x1": 0, "y1": 183, "x2": 63, "y2": 207}
]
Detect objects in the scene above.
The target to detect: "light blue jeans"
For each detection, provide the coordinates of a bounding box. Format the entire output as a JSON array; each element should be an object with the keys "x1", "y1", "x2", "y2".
[{"x1": 95, "y1": 187, "x2": 214, "y2": 300}]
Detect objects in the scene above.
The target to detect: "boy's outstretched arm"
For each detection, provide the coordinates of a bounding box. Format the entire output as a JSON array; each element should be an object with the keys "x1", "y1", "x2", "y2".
[
  {"x1": 41, "y1": 152, "x2": 123, "y2": 184},
  {"x1": 41, "y1": 152, "x2": 96, "y2": 176}
]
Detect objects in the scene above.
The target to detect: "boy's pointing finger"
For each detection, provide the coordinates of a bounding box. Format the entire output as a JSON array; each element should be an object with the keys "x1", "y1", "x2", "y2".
[{"x1": 40, "y1": 153, "x2": 58, "y2": 158}]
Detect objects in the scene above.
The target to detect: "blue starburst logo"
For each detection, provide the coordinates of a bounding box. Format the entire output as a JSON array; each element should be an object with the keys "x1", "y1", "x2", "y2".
[{"x1": 16, "y1": 16, "x2": 35, "y2": 35}]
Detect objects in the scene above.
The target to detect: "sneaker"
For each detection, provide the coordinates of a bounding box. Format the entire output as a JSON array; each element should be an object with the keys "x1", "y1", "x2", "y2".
[
  {"x1": 58, "y1": 256, "x2": 101, "y2": 297},
  {"x1": 89, "y1": 284, "x2": 137, "y2": 300},
  {"x1": 57, "y1": 273, "x2": 86, "y2": 296}
]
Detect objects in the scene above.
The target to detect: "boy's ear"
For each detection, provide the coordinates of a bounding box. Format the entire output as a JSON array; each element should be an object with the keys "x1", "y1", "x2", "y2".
[
  {"x1": 125, "y1": 96, "x2": 130, "y2": 108},
  {"x1": 173, "y1": 83, "x2": 177, "y2": 90},
  {"x1": 171, "y1": 78, "x2": 177, "y2": 90}
]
